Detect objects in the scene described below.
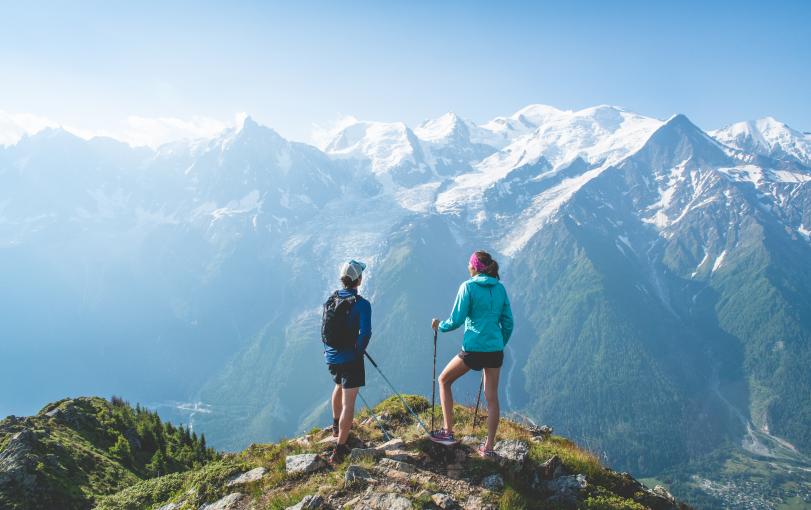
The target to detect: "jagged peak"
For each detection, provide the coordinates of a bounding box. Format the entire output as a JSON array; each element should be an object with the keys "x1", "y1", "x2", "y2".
[{"x1": 414, "y1": 111, "x2": 468, "y2": 143}]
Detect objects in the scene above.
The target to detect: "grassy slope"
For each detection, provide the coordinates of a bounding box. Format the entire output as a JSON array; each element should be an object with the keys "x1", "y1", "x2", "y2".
[
  {"x1": 97, "y1": 395, "x2": 686, "y2": 510},
  {"x1": 0, "y1": 397, "x2": 217, "y2": 510}
]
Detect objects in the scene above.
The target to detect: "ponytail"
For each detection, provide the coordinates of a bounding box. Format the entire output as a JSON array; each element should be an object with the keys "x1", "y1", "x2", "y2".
[{"x1": 474, "y1": 250, "x2": 500, "y2": 280}]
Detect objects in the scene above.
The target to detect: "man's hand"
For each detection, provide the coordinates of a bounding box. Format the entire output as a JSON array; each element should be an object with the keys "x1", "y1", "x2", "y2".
[{"x1": 431, "y1": 318, "x2": 440, "y2": 330}]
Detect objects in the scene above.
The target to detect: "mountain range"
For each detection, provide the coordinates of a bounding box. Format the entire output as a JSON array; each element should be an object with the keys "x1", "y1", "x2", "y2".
[{"x1": 1, "y1": 104, "x2": 809, "y2": 508}]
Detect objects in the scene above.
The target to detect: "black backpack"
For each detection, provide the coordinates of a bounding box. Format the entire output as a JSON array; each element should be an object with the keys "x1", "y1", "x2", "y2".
[{"x1": 321, "y1": 291, "x2": 358, "y2": 350}]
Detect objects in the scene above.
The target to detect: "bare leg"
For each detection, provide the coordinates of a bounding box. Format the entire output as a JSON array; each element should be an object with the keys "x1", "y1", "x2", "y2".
[
  {"x1": 331, "y1": 384, "x2": 343, "y2": 422},
  {"x1": 337, "y1": 387, "x2": 359, "y2": 445},
  {"x1": 438, "y1": 355, "x2": 471, "y2": 433},
  {"x1": 482, "y1": 367, "x2": 501, "y2": 450}
]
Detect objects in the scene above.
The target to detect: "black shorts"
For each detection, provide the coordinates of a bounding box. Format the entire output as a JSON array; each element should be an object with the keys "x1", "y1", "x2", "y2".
[
  {"x1": 328, "y1": 357, "x2": 365, "y2": 389},
  {"x1": 458, "y1": 350, "x2": 504, "y2": 371}
]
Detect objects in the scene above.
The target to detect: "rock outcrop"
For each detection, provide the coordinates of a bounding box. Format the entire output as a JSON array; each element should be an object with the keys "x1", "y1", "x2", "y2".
[{"x1": 3, "y1": 394, "x2": 690, "y2": 510}]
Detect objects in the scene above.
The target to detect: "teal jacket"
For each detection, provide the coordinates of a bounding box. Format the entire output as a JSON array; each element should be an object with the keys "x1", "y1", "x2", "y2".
[{"x1": 438, "y1": 274, "x2": 514, "y2": 352}]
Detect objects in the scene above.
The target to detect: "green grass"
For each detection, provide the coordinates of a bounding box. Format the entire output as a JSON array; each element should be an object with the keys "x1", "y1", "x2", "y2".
[{"x1": 32, "y1": 393, "x2": 692, "y2": 510}]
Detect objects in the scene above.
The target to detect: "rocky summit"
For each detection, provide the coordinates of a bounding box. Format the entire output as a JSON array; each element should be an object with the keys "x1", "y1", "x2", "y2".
[{"x1": 0, "y1": 394, "x2": 694, "y2": 510}]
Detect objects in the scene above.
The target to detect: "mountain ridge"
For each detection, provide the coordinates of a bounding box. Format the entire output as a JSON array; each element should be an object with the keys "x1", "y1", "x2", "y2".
[{"x1": 0, "y1": 395, "x2": 688, "y2": 510}]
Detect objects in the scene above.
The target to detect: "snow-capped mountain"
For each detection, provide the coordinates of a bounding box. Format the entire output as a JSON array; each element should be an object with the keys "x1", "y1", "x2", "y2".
[
  {"x1": 2, "y1": 104, "x2": 810, "y2": 507},
  {"x1": 711, "y1": 116, "x2": 811, "y2": 167}
]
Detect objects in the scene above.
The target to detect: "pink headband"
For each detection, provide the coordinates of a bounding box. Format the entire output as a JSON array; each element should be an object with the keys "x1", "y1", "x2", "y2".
[{"x1": 469, "y1": 253, "x2": 487, "y2": 272}]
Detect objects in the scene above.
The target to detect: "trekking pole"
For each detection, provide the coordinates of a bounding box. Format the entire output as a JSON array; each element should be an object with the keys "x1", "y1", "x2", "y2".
[
  {"x1": 471, "y1": 373, "x2": 484, "y2": 434},
  {"x1": 364, "y1": 351, "x2": 430, "y2": 435},
  {"x1": 431, "y1": 329, "x2": 438, "y2": 434},
  {"x1": 357, "y1": 391, "x2": 392, "y2": 441}
]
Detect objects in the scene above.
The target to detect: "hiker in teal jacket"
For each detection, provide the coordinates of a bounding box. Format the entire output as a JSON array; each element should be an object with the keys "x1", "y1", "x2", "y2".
[{"x1": 431, "y1": 250, "x2": 513, "y2": 455}]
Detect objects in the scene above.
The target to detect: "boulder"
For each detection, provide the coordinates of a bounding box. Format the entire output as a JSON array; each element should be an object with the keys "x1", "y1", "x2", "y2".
[
  {"x1": 382, "y1": 449, "x2": 419, "y2": 463},
  {"x1": 198, "y1": 492, "x2": 244, "y2": 510},
  {"x1": 528, "y1": 425, "x2": 553, "y2": 438},
  {"x1": 349, "y1": 448, "x2": 383, "y2": 462},
  {"x1": 544, "y1": 474, "x2": 587, "y2": 504},
  {"x1": 431, "y1": 492, "x2": 457, "y2": 509},
  {"x1": 537, "y1": 455, "x2": 564, "y2": 480},
  {"x1": 374, "y1": 437, "x2": 404, "y2": 451},
  {"x1": 345, "y1": 465, "x2": 375, "y2": 486},
  {"x1": 285, "y1": 494, "x2": 324, "y2": 510},
  {"x1": 0, "y1": 430, "x2": 38, "y2": 490},
  {"x1": 492, "y1": 439, "x2": 529, "y2": 470},
  {"x1": 355, "y1": 492, "x2": 412, "y2": 510},
  {"x1": 285, "y1": 454, "x2": 325, "y2": 475},
  {"x1": 463, "y1": 495, "x2": 497, "y2": 510},
  {"x1": 377, "y1": 457, "x2": 415, "y2": 473},
  {"x1": 226, "y1": 467, "x2": 267, "y2": 486},
  {"x1": 481, "y1": 473, "x2": 504, "y2": 491},
  {"x1": 653, "y1": 485, "x2": 676, "y2": 503}
]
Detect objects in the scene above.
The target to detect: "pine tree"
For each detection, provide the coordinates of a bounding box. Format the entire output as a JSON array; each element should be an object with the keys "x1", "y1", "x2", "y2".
[
  {"x1": 146, "y1": 448, "x2": 168, "y2": 477},
  {"x1": 109, "y1": 434, "x2": 133, "y2": 467}
]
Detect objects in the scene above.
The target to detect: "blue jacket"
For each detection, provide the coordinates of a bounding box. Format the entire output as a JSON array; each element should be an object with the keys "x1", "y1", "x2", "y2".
[
  {"x1": 438, "y1": 274, "x2": 514, "y2": 352},
  {"x1": 324, "y1": 288, "x2": 372, "y2": 364}
]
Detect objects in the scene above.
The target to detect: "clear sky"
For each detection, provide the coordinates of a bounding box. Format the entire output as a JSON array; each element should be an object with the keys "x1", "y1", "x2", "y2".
[{"x1": 1, "y1": 0, "x2": 809, "y2": 146}]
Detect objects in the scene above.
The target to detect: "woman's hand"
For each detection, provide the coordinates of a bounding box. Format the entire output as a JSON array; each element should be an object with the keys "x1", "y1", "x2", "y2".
[{"x1": 431, "y1": 318, "x2": 440, "y2": 330}]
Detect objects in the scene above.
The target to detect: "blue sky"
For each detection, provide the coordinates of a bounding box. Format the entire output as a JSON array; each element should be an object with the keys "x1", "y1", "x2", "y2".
[{"x1": 1, "y1": 0, "x2": 809, "y2": 144}]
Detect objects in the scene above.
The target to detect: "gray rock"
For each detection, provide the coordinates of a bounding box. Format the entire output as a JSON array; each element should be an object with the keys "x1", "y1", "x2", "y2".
[
  {"x1": 492, "y1": 439, "x2": 529, "y2": 470},
  {"x1": 285, "y1": 494, "x2": 324, "y2": 510},
  {"x1": 355, "y1": 492, "x2": 412, "y2": 510},
  {"x1": 285, "y1": 453, "x2": 325, "y2": 475},
  {"x1": 431, "y1": 492, "x2": 457, "y2": 509},
  {"x1": 537, "y1": 455, "x2": 563, "y2": 480},
  {"x1": 382, "y1": 449, "x2": 418, "y2": 462},
  {"x1": 460, "y1": 435, "x2": 481, "y2": 446},
  {"x1": 345, "y1": 464, "x2": 375, "y2": 486},
  {"x1": 374, "y1": 437, "x2": 404, "y2": 451},
  {"x1": 653, "y1": 485, "x2": 676, "y2": 502},
  {"x1": 463, "y1": 495, "x2": 497, "y2": 510},
  {"x1": 377, "y1": 457, "x2": 415, "y2": 473},
  {"x1": 528, "y1": 425, "x2": 553, "y2": 438},
  {"x1": 350, "y1": 447, "x2": 383, "y2": 462},
  {"x1": 198, "y1": 492, "x2": 244, "y2": 510},
  {"x1": 0, "y1": 430, "x2": 38, "y2": 490},
  {"x1": 226, "y1": 466, "x2": 267, "y2": 486},
  {"x1": 544, "y1": 474, "x2": 588, "y2": 503},
  {"x1": 481, "y1": 473, "x2": 504, "y2": 491}
]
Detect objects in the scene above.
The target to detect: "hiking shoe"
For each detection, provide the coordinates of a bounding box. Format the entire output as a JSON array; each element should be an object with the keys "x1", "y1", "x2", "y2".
[
  {"x1": 429, "y1": 429, "x2": 459, "y2": 446},
  {"x1": 477, "y1": 444, "x2": 497, "y2": 458},
  {"x1": 328, "y1": 443, "x2": 350, "y2": 464}
]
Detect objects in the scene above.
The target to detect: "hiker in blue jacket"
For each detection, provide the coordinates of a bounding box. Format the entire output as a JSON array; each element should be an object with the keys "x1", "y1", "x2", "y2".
[
  {"x1": 323, "y1": 260, "x2": 371, "y2": 464},
  {"x1": 431, "y1": 251, "x2": 514, "y2": 456}
]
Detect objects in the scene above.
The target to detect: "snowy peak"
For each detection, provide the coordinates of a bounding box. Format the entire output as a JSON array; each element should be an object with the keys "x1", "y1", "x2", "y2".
[
  {"x1": 711, "y1": 117, "x2": 811, "y2": 166},
  {"x1": 632, "y1": 113, "x2": 731, "y2": 169},
  {"x1": 478, "y1": 105, "x2": 662, "y2": 177},
  {"x1": 414, "y1": 112, "x2": 466, "y2": 143},
  {"x1": 323, "y1": 119, "x2": 423, "y2": 175}
]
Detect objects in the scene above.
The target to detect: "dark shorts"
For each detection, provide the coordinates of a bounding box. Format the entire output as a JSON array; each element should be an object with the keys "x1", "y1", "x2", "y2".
[
  {"x1": 458, "y1": 350, "x2": 504, "y2": 371},
  {"x1": 328, "y1": 357, "x2": 365, "y2": 389}
]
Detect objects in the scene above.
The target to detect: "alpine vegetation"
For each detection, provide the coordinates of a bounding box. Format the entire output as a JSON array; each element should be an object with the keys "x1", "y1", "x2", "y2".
[{"x1": 1, "y1": 104, "x2": 810, "y2": 508}]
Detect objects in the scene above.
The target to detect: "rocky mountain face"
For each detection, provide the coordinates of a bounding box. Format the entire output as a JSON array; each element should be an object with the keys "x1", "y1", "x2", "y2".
[{"x1": 1, "y1": 104, "x2": 810, "y2": 508}]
